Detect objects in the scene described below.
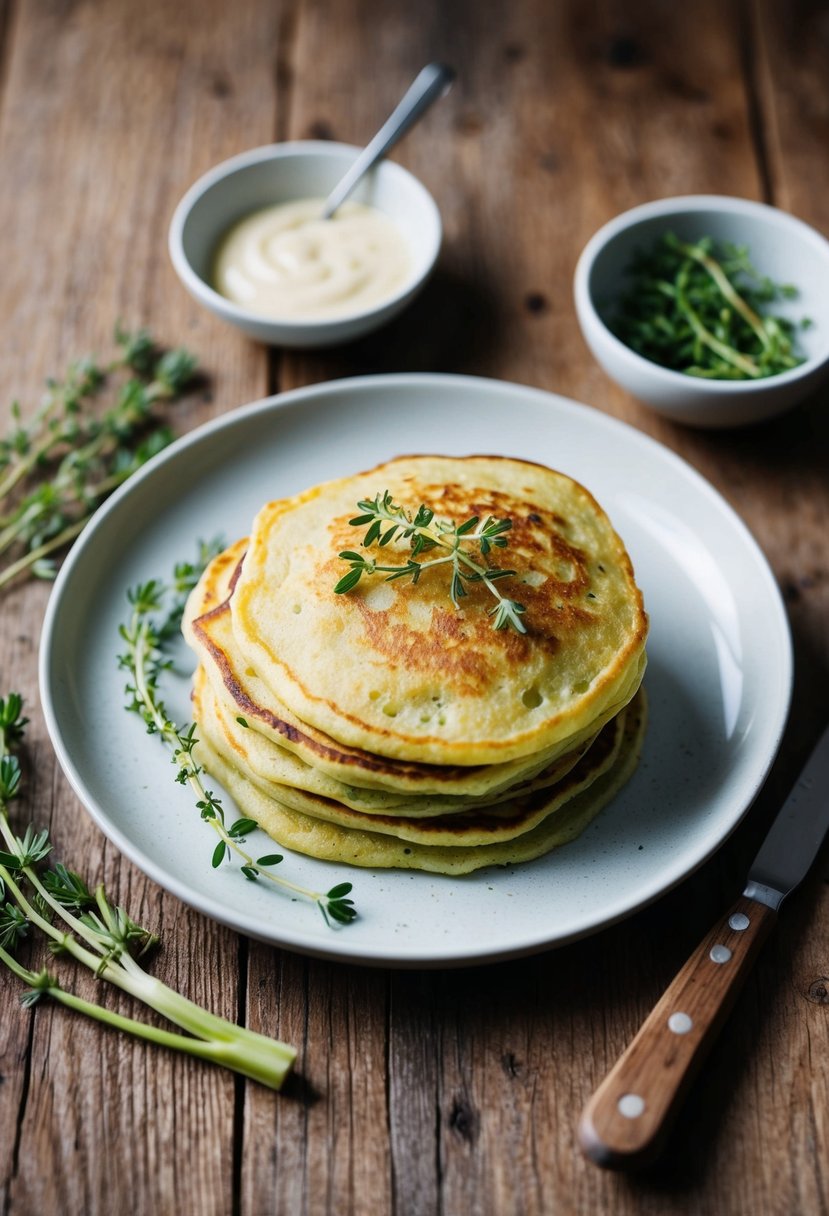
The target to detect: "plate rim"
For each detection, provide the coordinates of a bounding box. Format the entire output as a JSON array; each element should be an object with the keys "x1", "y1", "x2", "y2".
[{"x1": 38, "y1": 372, "x2": 793, "y2": 967}]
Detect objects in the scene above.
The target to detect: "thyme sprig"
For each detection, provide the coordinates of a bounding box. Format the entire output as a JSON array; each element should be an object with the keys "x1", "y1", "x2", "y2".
[
  {"x1": 0, "y1": 326, "x2": 198, "y2": 592},
  {"x1": 0, "y1": 692, "x2": 295, "y2": 1089},
  {"x1": 118, "y1": 550, "x2": 356, "y2": 928},
  {"x1": 610, "y1": 233, "x2": 808, "y2": 379},
  {"x1": 334, "y1": 491, "x2": 527, "y2": 633}
]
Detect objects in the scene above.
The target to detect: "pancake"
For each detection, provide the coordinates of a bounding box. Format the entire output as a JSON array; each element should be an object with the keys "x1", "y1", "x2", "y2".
[
  {"x1": 182, "y1": 454, "x2": 649, "y2": 875},
  {"x1": 194, "y1": 672, "x2": 632, "y2": 844},
  {"x1": 230, "y1": 456, "x2": 648, "y2": 765},
  {"x1": 192, "y1": 689, "x2": 647, "y2": 875},
  {"x1": 195, "y1": 666, "x2": 606, "y2": 820},
  {"x1": 185, "y1": 538, "x2": 645, "y2": 798}
]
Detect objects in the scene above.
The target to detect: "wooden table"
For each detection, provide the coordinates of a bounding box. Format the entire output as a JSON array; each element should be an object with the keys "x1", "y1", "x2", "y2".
[{"x1": 1, "y1": 2, "x2": 827, "y2": 1213}]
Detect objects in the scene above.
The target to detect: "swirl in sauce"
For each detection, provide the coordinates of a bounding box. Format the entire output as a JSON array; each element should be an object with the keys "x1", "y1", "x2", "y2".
[{"x1": 212, "y1": 198, "x2": 411, "y2": 320}]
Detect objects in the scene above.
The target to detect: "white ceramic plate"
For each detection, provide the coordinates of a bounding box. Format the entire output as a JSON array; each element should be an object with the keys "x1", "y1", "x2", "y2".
[{"x1": 39, "y1": 375, "x2": 792, "y2": 968}]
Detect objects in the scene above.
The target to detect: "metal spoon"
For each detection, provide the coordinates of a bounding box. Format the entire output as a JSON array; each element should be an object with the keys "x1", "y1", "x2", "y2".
[{"x1": 320, "y1": 62, "x2": 455, "y2": 220}]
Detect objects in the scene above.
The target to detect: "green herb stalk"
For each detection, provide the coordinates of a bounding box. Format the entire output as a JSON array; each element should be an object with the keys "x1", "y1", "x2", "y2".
[
  {"x1": 0, "y1": 693, "x2": 296, "y2": 1091},
  {"x1": 610, "y1": 232, "x2": 808, "y2": 380},
  {"x1": 0, "y1": 327, "x2": 198, "y2": 591},
  {"x1": 118, "y1": 550, "x2": 356, "y2": 928}
]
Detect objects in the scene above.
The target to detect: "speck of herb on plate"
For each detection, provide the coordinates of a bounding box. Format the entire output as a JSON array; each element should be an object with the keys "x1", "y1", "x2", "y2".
[{"x1": 609, "y1": 232, "x2": 810, "y2": 380}]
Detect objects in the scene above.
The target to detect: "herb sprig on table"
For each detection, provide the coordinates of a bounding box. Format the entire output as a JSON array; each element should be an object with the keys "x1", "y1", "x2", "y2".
[
  {"x1": 334, "y1": 491, "x2": 527, "y2": 633},
  {"x1": 0, "y1": 693, "x2": 296, "y2": 1090},
  {"x1": 610, "y1": 233, "x2": 808, "y2": 380},
  {"x1": 118, "y1": 548, "x2": 357, "y2": 927},
  {"x1": 0, "y1": 326, "x2": 197, "y2": 592}
]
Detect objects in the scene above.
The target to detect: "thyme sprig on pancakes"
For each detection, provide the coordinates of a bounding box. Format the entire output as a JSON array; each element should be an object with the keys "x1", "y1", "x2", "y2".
[
  {"x1": 118, "y1": 549, "x2": 356, "y2": 928},
  {"x1": 611, "y1": 233, "x2": 807, "y2": 379},
  {"x1": 0, "y1": 326, "x2": 198, "y2": 592},
  {"x1": 0, "y1": 693, "x2": 295, "y2": 1089},
  {"x1": 335, "y1": 491, "x2": 527, "y2": 634}
]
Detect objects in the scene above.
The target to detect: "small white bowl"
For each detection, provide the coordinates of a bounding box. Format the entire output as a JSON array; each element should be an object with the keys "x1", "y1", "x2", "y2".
[
  {"x1": 169, "y1": 141, "x2": 442, "y2": 348},
  {"x1": 574, "y1": 195, "x2": 829, "y2": 427}
]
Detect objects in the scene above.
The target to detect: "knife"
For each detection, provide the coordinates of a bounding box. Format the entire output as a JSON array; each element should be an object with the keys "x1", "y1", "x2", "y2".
[{"x1": 578, "y1": 723, "x2": 829, "y2": 1170}]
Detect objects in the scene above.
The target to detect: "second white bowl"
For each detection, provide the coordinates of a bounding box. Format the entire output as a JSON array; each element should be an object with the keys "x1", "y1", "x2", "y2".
[{"x1": 574, "y1": 195, "x2": 829, "y2": 427}]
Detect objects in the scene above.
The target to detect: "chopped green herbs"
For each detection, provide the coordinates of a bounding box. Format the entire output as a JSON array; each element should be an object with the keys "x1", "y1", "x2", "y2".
[
  {"x1": 335, "y1": 491, "x2": 527, "y2": 634},
  {"x1": 610, "y1": 232, "x2": 808, "y2": 379},
  {"x1": 0, "y1": 326, "x2": 198, "y2": 592},
  {"x1": 0, "y1": 692, "x2": 296, "y2": 1090},
  {"x1": 118, "y1": 546, "x2": 356, "y2": 928}
]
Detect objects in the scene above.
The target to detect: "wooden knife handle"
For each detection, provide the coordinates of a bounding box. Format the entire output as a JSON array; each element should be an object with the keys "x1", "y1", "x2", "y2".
[{"x1": 578, "y1": 894, "x2": 777, "y2": 1170}]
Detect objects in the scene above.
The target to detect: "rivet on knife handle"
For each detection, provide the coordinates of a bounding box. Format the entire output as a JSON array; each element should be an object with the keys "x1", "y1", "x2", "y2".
[{"x1": 577, "y1": 894, "x2": 776, "y2": 1170}]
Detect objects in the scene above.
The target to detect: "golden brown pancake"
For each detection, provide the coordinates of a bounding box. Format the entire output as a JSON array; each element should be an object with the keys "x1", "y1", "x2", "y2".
[
  {"x1": 193, "y1": 690, "x2": 647, "y2": 874},
  {"x1": 184, "y1": 538, "x2": 643, "y2": 798},
  {"x1": 193, "y1": 665, "x2": 600, "y2": 817},
  {"x1": 231, "y1": 456, "x2": 648, "y2": 765},
  {"x1": 182, "y1": 455, "x2": 649, "y2": 874},
  {"x1": 194, "y1": 672, "x2": 630, "y2": 844}
]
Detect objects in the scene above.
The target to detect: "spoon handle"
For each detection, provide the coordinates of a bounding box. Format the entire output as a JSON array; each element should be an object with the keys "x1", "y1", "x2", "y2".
[
  {"x1": 321, "y1": 62, "x2": 455, "y2": 219},
  {"x1": 577, "y1": 894, "x2": 777, "y2": 1170}
]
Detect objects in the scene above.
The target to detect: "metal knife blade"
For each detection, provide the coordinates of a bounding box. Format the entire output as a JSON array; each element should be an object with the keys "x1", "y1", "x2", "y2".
[{"x1": 744, "y1": 722, "x2": 829, "y2": 910}]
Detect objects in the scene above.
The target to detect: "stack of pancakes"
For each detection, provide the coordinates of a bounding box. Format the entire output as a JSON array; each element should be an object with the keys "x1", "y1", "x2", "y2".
[{"x1": 183, "y1": 455, "x2": 648, "y2": 875}]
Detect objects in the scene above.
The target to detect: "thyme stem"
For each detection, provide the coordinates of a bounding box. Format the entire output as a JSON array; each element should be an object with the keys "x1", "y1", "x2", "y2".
[
  {"x1": 0, "y1": 517, "x2": 90, "y2": 590},
  {"x1": 0, "y1": 328, "x2": 198, "y2": 592},
  {"x1": 119, "y1": 555, "x2": 356, "y2": 928},
  {"x1": 335, "y1": 492, "x2": 528, "y2": 633}
]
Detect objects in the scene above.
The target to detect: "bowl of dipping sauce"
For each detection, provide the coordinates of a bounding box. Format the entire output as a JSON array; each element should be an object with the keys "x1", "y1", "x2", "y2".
[
  {"x1": 574, "y1": 195, "x2": 829, "y2": 427},
  {"x1": 169, "y1": 141, "x2": 442, "y2": 347}
]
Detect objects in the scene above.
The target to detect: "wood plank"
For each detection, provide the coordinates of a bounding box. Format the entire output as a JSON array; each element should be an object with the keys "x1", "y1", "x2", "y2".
[
  {"x1": 754, "y1": 0, "x2": 829, "y2": 224},
  {"x1": 242, "y1": 952, "x2": 393, "y2": 1215},
  {"x1": 748, "y1": 0, "x2": 829, "y2": 737},
  {"x1": 0, "y1": 0, "x2": 277, "y2": 1212},
  {"x1": 0, "y1": 6, "x2": 29, "y2": 1204},
  {"x1": 729, "y1": 5, "x2": 829, "y2": 1214}
]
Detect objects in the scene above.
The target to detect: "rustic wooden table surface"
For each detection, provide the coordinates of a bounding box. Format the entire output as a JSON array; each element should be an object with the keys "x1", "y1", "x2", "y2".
[{"x1": 1, "y1": 1, "x2": 827, "y2": 1213}]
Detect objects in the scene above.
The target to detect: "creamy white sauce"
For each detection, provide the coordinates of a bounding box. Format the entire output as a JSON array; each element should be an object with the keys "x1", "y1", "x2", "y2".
[{"x1": 212, "y1": 198, "x2": 411, "y2": 320}]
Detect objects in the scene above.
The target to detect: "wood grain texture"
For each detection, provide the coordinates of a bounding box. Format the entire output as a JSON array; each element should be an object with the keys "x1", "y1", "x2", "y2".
[
  {"x1": 0, "y1": 0, "x2": 275, "y2": 1213},
  {"x1": 242, "y1": 952, "x2": 394, "y2": 1215},
  {"x1": 276, "y1": 0, "x2": 764, "y2": 405},
  {"x1": 0, "y1": 0, "x2": 827, "y2": 1214}
]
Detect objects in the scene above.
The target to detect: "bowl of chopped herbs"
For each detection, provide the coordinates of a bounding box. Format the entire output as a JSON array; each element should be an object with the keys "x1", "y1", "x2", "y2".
[{"x1": 574, "y1": 195, "x2": 829, "y2": 427}]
